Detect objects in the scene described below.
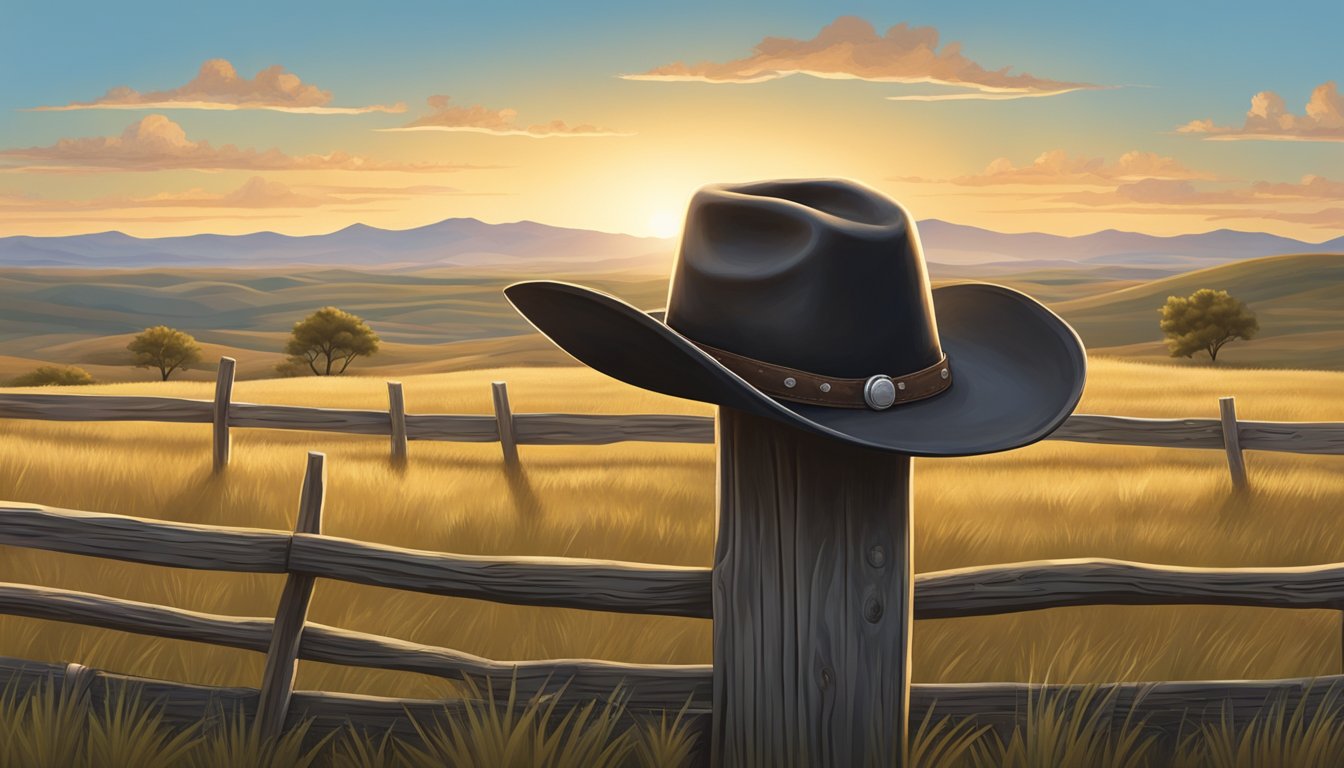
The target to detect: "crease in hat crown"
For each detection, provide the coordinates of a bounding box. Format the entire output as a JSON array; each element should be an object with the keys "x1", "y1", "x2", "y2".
[{"x1": 664, "y1": 178, "x2": 944, "y2": 383}]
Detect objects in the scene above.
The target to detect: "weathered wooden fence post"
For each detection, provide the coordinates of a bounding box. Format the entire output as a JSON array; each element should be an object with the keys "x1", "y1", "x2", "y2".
[
  {"x1": 212, "y1": 357, "x2": 236, "y2": 473},
  {"x1": 387, "y1": 382, "x2": 408, "y2": 466},
  {"x1": 491, "y1": 381, "x2": 519, "y2": 467},
  {"x1": 712, "y1": 408, "x2": 911, "y2": 767},
  {"x1": 255, "y1": 451, "x2": 326, "y2": 741},
  {"x1": 1219, "y1": 396, "x2": 1248, "y2": 491}
]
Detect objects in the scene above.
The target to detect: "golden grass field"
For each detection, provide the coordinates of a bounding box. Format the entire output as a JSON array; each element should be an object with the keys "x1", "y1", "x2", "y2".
[{"x1": 0, "y1": 356, "x2": 1341, "y2": 706}]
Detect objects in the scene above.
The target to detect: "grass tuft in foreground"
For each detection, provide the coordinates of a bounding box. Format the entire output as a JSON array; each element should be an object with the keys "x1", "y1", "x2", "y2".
[{"x1": 3, "y1": 676, "x2": 1344, "y2": 766}]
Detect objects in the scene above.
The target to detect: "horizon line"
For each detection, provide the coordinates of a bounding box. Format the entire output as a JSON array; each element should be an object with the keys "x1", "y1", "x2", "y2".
[{"x1": 2, "y1": 216, "x2": 1339, "y2": 246}]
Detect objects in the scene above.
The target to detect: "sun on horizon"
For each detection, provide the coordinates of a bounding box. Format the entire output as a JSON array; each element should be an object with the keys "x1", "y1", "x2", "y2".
[{"x1": 647, "y1": 210, "x2": 682, "y2": 239}]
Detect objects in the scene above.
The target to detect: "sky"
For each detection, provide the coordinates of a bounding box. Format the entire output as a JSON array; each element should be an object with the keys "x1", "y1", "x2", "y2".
[{"x1": 1, "y1": 0, "x2": 1341, "y2": 241}]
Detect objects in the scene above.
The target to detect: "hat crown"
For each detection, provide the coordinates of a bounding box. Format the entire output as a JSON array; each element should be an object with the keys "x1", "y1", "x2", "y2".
[{"x1": 665, "y1": 179, "x2": 943, "y2": 379}]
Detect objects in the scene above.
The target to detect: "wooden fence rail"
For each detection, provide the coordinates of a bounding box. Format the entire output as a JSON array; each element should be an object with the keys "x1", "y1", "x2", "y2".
[
  {"x1": 22, "y1": 501, "x2": 1344, "y2": 623},
  {"x1": 0, "y1": 358, "x2": 1340, "y2": 486},
  {"x1": 7, "y1": 481, "x2": 1344, "y2": 739}
]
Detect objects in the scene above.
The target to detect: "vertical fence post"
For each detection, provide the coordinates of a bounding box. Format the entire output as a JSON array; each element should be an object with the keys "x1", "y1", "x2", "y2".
[
  {"x1": 1219, "y1": 396, "x2": 1248, "y2": 491},
  {"x1": 713, "y1": 409, "x2": 911, "y2": 766},
  {"x1": 491, "y1": 381, "x2": 519, "y2": 467},
  {"x1": 212, "y1": 357, "x2": 236, "y2": 473},
  {"x1": 60, "y1": 661, "x2": 96, "y2": 717},
  {"x1": 255, "y1": 451, "x2": 325, "y2": 742},
  {"x1": 387, "y1": 381, "x2": 408, "y2": 466}
]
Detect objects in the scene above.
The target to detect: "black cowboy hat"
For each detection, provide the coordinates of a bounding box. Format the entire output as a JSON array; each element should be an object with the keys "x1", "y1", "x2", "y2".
[{"x1": 505, "y1": 179, "x2": 1086, "y2": 456}]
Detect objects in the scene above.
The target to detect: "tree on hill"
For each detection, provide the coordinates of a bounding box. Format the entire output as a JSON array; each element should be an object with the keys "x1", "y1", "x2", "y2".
[
  {"x1": 284, "y1": 307, "x2": 381, "y2": 375},
  {"x1": 127, "y1": 326, "x2": 203, "y2": 381},
  {"x1": 1158, "y1": 288, "x2": 1259, "y2": 363},
  {"x1": 8, "y1": 365, "x2": 94, "y2": 387}
]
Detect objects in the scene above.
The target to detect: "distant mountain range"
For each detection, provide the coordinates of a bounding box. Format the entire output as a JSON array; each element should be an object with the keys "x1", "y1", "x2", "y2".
[
  {"x1": 0, "y1": 219, "x2": 671, "y2": 273},
  {"x1": 1, "y1": 218, "x2": 1340, "y2": 271}
]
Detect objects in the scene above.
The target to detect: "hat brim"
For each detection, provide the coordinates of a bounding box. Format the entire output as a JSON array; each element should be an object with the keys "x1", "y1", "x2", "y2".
[{"x1": 504, "y1": 280, "x2": 1086, "y2": 457}]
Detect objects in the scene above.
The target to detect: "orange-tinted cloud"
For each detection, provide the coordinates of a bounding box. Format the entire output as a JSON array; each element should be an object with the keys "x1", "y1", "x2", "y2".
[
  {"x1": 1058, "y1": 179, "x2": 1246, "y2": 206},
  {"x1": 383, "y1": 95, "x2": 631, "y2": 137},
  {"x1": 0, "y1": 177, "x2": 321, "y2": 211},
  {"x1": 1020, "y1": 202, "x2": 1344, "y2": 229},
  {"x1": 0, "y1": 176, "x2": 481, "y2": 213},
  {"x1": 1056, "y1": 175, "x2": 1344, "y2": 207},
  {"x1": 899, "y1": 149, "x2": 1213, "y2": 186},
  {"x1": 1177, "y1": 81, "x2": 1344, "y2": 142},
  {"x1": 1252, "y1": 174, "x2": 1344, "y2": 199},
  {"x1": 623, "y1": 16, "x2": 1098, "y2": 99},
  {"x1": 0, "y1": 115, "x2": 484, "y2": 173},
  {"x1": 30, "y1": 59, "x2": 405, "y2": 115}
]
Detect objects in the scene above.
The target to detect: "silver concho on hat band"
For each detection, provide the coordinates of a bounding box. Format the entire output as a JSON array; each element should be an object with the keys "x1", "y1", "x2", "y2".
[{"x1": 863, "y1": 375, "x2": 898, "y2": 410}]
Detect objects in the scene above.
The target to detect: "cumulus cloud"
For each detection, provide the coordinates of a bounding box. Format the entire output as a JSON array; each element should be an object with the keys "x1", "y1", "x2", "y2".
[
  {"x1": 1177, "y1": 81, "x2": 1344, "y2": 142},
  {"x1": 31, "y1": 59, "x2": 404, "y2": 115},
  {"x1": 0, "y1": 115, "x2": 484, "y2": 173},
  {"x1": 900, "y1": 149, "x2": 1214, "y2": 186},
  {"x1": 622, "y1": 16, "x2": 1098, "y2": 99},
  {"x1": 383, "y1": 95, "x2": 632, "y2": 137}
]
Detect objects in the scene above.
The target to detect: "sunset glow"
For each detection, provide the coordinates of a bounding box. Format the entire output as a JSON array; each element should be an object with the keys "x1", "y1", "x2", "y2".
[
  {"x1": 0, "y1": 5, "x2": 1339, "y2": 242},
  {"x1": 647, "y1": 210, "x2": 681, "y2": 239}
]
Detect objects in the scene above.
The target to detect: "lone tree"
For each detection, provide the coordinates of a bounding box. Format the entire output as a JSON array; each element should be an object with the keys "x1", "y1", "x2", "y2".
[
  {"x1": 127, "y1": 326, "x2": 203, "y2": 381},
  {"x1": 1159, "y1": 288, "x2": 1259, "y2": 362},
  {"x1": 285, "y1": 307, "x2": 380, "y2": 375}
]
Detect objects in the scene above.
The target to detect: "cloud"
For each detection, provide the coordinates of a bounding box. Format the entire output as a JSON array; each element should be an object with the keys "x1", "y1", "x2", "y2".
[
  {"x1": 1055, "y1": 174, "x2": 1344, "y2": 207},
  {"x1": 899, "y1": 149, "x2": 1214, "y2": 186},
  {"x1": 161, "y1": 177, "x2": 326, "y2": 207},
  {"x1": 30, "y1": 59, "x2": 404, "y2": 115},
  {"x1": 1022, "y1": 202, "x2": 1344, "y2": 231},
  {"x1": 383, "y1": 95, "x2": 632, "y2": 137},
  {"x1": 299, "y1": 183, "x2": 507, "y2": 197},
  {"x1": 1217, "y1": 208, "x2": 1344, "y2": 227},
  {"x1": 1252, "y1": 174, "x2": 1344, "y2": 199},
  {"x1": 1006, "y1": 174, "x2": 1344, "y2": 229},
  {"x1": 0, "y1": 176, "x2": 489, "y2": 214},
  {"x1": 1177, "y1": 81, "x2": 1344, "y2": 142},
  {"x1": 622, "y1": 16, "x2": 1098, "y2": 99},
  {"x1": 1057, "y1": 179, "x2": 1247, "y2": 206},
  {"x1": 0, "y1": 177, "x2": 329, "y2": 211},
  {"x1": 0, "y1": 115, "x2": 486, "y2": 173}
]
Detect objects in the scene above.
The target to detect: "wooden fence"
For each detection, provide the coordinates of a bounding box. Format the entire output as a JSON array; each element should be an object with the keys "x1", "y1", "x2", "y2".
[
  {"x1": 5, "y1": 454, "x2": 1344, "y2": 745},
  {"x1": 0, "y1": 357, "x2": 1341, "y2": 490}
]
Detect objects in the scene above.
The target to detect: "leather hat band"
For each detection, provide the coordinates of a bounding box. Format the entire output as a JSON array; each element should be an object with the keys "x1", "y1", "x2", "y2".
[{"x1": 688, "y1": 340, "x2": 952, "y2": 410}]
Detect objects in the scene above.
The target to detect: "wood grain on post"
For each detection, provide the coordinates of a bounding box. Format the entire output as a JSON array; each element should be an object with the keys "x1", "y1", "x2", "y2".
[
  {"x1": 212, "y1": 357, "x2": 236, "y2": 473},
  {"x1": 1219, "y1": 396, "x2": 1248, "y2": 491},
  {"x1": 490, "y1": 381, "x2": 519, "y2": 466},
  {"x1": 713, "y1": 408, "x2": 912, "y2": 768},
  {"x1": 387, "y1": 382, "x2": 408, "y2": 465},
  {"x1": 255, "y1": 451, "x2": 326, "y2": 742}
]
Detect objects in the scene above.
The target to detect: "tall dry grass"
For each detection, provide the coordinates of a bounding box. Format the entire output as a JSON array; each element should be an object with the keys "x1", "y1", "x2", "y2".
[{"x1": 0, "y1": 357, "x2": 1340, "y2": 702}]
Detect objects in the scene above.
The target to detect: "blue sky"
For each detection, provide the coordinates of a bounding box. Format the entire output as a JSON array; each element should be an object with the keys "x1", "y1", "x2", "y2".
[{"x1": 2, "y1": 1, "x2": 1340, "y2": 239}]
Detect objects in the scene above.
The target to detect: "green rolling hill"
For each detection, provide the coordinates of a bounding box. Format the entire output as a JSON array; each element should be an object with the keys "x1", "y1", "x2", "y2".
[
  {"x1": 0, "y1": 252, "x2": 1339, "y2": 382},
  {"x1": 1046, "y1": 253, "x2": 1344, "y2": 368}
]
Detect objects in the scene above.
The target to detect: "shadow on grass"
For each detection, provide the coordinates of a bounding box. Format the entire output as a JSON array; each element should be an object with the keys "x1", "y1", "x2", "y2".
[{"x1": 503, "y1": 463, "x2": 543, "y2": 517}]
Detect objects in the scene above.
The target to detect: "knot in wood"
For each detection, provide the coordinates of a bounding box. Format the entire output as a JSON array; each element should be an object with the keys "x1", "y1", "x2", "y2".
[
  {"x1": 819, "y1": 667, "x2": 833, "y2": 689},
  {"x1": 867, "y1": 544, "x2": 886, "y2": 568},
  {"x1": 864, "y1": 596, "x2": 884, "y2": 623}
]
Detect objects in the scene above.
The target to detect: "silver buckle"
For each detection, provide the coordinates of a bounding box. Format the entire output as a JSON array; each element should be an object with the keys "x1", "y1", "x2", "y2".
[{"x1": 863, "y1": 375, "x2": 897, "y2": 410}]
